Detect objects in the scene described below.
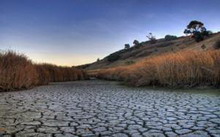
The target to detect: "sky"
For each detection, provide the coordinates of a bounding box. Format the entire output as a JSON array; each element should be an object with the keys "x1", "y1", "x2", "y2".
[{"x1": 0, "y1": 0, "x2": 220, "y2": 66}]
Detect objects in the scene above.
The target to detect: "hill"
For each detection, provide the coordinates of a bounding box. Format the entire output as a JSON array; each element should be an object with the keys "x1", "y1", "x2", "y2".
[{"x1": 77, "y1": 32, "x2": 220, "y2": 70}]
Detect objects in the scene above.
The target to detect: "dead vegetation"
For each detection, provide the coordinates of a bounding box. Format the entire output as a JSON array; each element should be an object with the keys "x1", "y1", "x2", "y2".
[
  {"x1": 80, "y1": 33, "x2": 220, "y2": 70},
  {"x1": 0, "y1": 51, "x2": 87, "y2": 91},
  {"x1": 95, "y1": 50, "x2": 220, "y2": 88}
]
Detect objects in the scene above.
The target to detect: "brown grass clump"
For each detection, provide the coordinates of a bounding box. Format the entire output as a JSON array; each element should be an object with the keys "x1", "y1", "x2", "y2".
[
  {"x1": 0, "y1": 51, "x2": 87, "y2": 91},
  {"x1": 36, "y1": 64, "x2": 87, "y2": 83},
  {"x1": 0, "y1": 51, "x2": 38, "y2": 91},
  {"x1": 96, "y1": 50, "x2": 220, "y2": 87}
]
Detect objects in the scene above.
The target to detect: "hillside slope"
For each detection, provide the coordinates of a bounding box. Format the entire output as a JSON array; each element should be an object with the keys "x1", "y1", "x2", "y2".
[{"x1": 78, "y1": 32, "x2": 220, "y2": 70}]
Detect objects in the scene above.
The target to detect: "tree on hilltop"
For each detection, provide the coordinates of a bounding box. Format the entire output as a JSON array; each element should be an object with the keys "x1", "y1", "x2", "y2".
[
  {"x1": 184, "y1": 20, "x2": 210, "y2": 42},
  {"x1": 133, "y1": 40, "x2": 140, "y2": 46},
  {"x1": 124, "y1": 44, "x2": 130, "y2": 49},
  {"x1": 147, "y1": 33, "x2": 157, "y2": 44}
]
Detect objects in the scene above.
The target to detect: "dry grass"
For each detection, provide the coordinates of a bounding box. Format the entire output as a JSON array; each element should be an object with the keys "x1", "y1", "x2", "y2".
[
  {"x1": 96, "y1": 50, "x2": 220, "y2": 87},
  {"x1": 36, "y1": 64, "x2": 86, "y2": 83},
  {"x1": 82, "y1": 33, "x2": 220, "y2": 70},
  {"x1": 0, "y1": 51, "x2": 87, "y2": 91}
]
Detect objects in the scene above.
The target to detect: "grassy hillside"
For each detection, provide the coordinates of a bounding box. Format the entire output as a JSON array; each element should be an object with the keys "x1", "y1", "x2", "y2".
[
  {"x1": 82, "y1": 32, "x2": 220, "y2": 88},
  {"x1": 95, "y1": 50, "x2": 220, "y2": 88},
  {"x1": 0, "y1": 51, "x2": 87, "y2": 91},
  {"x1": 78, "y1": 32, "x2": 220, "y2": 70}
]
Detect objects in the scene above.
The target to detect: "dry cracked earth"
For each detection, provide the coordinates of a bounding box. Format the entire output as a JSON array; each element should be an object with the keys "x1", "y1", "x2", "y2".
[{"x1": 0, "y1": 80, "x2": 220, "y2": 137}]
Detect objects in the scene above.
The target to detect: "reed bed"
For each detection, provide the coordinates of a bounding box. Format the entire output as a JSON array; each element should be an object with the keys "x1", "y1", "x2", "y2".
[
  {"x1": 96, "y1": 50, "x2": 220, "y2": 87},
  {"x1": 0, "y1": 51, "x2": 87, "y2": 91}
]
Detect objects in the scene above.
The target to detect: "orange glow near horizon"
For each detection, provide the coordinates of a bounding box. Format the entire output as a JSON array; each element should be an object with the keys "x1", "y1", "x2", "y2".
[{"x1": 25, "y1": 52, "x2": 103, "y2": 66}]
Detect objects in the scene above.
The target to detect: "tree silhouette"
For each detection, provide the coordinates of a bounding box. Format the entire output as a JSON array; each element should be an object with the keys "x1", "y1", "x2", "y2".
[
  {"x1": 187, "y1": 20, "x2": 204, "y2": 31},
  {"x1": 133, "y1": 40, "x2": 139, "y2": 46},
  {"x1": 165, "y1": 35, "x2": 177, "y2": 41},
  {"x1": 124, "y1": 44, "x2": 130, "y2": 49},
  {"x1": 146, "y1": 33, "x2": 157, "y2": 44},
  {"x1": 184, "y1": 20, "x2": 209, "y2": 42}
]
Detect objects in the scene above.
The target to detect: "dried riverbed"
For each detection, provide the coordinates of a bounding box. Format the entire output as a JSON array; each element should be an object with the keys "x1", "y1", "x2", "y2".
[{"x1": 0, "y1": 80, "x2": 220, "y2": 137}]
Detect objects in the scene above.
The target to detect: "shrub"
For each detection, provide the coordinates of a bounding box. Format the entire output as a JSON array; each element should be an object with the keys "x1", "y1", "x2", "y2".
[
  {"x1": 125, "y1": 60, "x2": 135, "y2": 65},
  {"x1": 107, "y1": 53, "x2": 120, "y2": 62},
  {"x1": 165, "y1": 35, "x2": 178, "y2": 41},
  {"x1": 147, "y1": 33, "x2": 157, "y2": 44},
  {"x1": 133, "y1": 40, "x2": 140, "y2": 45},
  {"x1": 193, "y1": 31, "x2": 204, "y2": 42},
  {"x1": 124, "y1": 44, "x2": 130, "y2": 49},
  {"x1": 201, "y1": 44, "x2": 206, "y2": 50},
  {"x1": 213, "y1": 40, "x2": 220, "y2": 49}
]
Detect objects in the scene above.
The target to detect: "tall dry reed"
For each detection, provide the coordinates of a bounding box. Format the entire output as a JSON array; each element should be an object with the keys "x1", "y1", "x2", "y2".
[
  {"x1": 0, "y1": 51, "x2": 87, "y2": 91},
  {"x1": 96, "y1": 50, "x2": 220, "y2": 87}
]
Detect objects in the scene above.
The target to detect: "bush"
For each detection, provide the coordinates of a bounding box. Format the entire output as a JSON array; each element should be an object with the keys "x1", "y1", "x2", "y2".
[
  {"x1": 150, "y1": 39, "x2": 157, "y2": 44},
  {"x1": 193, "y1": 32, "x2": 204, "y2": 42},
  {"x1": 165, "y1": 35, "x2": 178, "y2": 41},
  {"x1": 133, "y1": 40, "x2": 140, "y2": 45},
  {"x1": 124, "y1": 44, "x2": 130, "y2": 49},
  {"x1": 201, "y1": 44, "x2": 206, "y2": 50},
  {"x1": 213, "y1": 40, "x2": 220, "y2": 49},
  {"x1": 147, "y1": 33, "x2": 157, "y2": 44},
  {"x1": 125, "y1": 61, "x2": 135, "y2": 65},
  {"x1": 107, "y1": 53, "x2": 120, "y2": 62}
]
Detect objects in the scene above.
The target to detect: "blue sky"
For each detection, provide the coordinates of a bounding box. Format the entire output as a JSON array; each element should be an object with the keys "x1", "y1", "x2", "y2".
[{"x1": 0, "y1": 0, "x2": 220, "y2": 66}]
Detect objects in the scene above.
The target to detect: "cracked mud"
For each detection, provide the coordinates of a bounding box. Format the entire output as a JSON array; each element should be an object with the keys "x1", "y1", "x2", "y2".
[{"x1": 0, "y1": 80, "x2": 220, "y2": 137}]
